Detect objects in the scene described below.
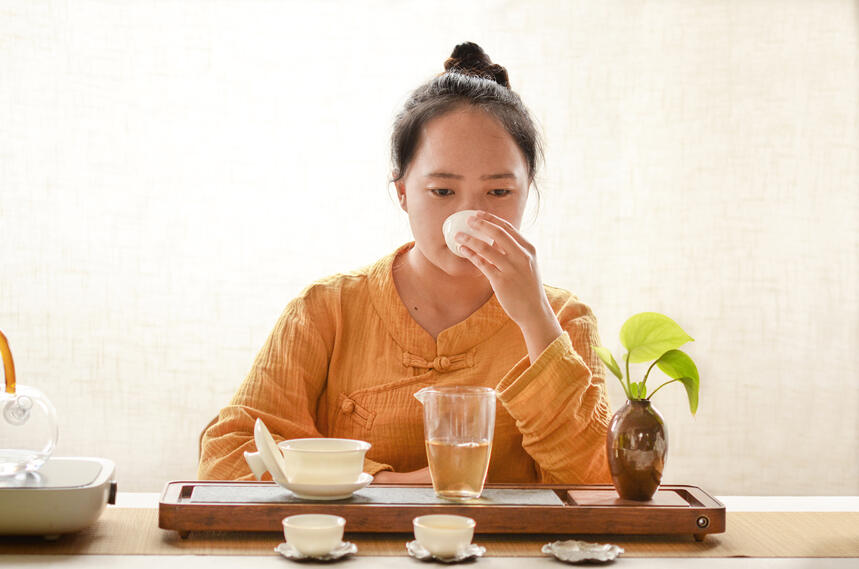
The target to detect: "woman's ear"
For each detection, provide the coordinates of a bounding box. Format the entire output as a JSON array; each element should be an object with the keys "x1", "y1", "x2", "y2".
[{"x1": 395, "y1": 181, "x2": 407, "y2": 212}]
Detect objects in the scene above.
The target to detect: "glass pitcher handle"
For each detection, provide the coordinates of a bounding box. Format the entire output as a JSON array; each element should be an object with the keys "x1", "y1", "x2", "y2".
[{"x1": 0, "y1": 329, "x2": 16, "y2": 395}]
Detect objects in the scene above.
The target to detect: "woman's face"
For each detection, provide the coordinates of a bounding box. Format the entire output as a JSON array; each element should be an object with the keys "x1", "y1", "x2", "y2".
[{"x1": 395, "y1": 106, "x2": 530, "y2": 277}]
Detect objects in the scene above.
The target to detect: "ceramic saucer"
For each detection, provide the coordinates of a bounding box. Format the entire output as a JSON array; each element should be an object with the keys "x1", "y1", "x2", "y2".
[
  {"x1": 275, "y1": 541, "x2": 357, "y2": 561},
  {"x1": 406, "y1": 540, "x2": 486, "y2": 563},
  {"x1": 542, "y1": 539, "x2": 624, "y2": 563},
  {"x1": 280, "y1": 472, "x2": 373, "y2": 500}
]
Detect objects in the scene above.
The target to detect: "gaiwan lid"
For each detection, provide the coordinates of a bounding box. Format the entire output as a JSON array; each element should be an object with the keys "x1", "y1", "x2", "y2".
[{"x1": 1, "y1": 330, "x2": 59, "y2": 477}]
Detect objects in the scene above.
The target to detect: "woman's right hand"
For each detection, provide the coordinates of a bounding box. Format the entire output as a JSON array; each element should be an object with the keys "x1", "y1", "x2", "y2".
[{"x1": 372, "y1": 466, "x2": 431, "y2": 484}]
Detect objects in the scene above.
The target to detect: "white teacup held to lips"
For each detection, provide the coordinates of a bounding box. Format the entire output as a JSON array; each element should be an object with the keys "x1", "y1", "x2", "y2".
[
  {"x1": 442, "y1": 209, "x2": 494, "y2": 257},
  {"x1": 244, "y1": 418, "x2": 373, "y2": 500}
]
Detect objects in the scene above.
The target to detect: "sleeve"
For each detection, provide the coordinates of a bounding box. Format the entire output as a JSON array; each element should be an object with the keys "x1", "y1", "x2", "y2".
[
  {"x1": 198, "y1": 287, "x2": 393, "y2": 480},
  {"x1": 494, "y1": 298, "x2": 612, "y2": 484}
]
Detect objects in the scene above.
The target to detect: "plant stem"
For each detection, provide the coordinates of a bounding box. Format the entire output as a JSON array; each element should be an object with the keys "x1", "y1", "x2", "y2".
[
  {"x1": 618, "y1": 376, "x2": 631, "y2": 400},
  {"x1": 642, "y1": 359, "x2": 660, "y2": 389},
  {"x1": 647, "y1": 378, "x2": 681, "y2": 400},
  {"x1": 625, "y1": 353, "x2": 633, "y2": 399}
]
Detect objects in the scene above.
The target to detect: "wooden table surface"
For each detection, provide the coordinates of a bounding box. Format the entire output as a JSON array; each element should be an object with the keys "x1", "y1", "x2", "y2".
[{"x1": 1, "y1": 494, "x2": 857, "y2": 568}]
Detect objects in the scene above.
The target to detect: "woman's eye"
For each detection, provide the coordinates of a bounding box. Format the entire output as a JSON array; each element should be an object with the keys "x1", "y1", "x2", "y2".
[
  {"x1": 489, "y1": 189, "x2": 512, "y2": 197},
  {"x1": 430, "y1": 188, "x2": 453, "y2": 197}
]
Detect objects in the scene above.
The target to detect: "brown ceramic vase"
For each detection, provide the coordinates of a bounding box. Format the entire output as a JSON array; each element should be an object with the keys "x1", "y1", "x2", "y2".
[{"x1": 606, "y1": 399, "x2": 667, "y2": 501}]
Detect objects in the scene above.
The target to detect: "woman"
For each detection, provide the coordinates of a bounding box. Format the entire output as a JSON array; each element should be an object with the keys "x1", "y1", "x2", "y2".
[{"x1": 199, "y1": 42, "x2": 611, "y2": 484}]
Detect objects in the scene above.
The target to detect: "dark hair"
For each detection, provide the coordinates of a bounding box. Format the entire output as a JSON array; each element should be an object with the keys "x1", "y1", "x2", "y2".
[{"x1": 390, "y1": 42, "x2": 544, "y2": 188}]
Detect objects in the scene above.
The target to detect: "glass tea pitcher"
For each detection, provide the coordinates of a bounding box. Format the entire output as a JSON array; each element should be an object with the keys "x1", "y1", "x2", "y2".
[
  {"x1": 0, "y1": 330, "x2": 58, "y2": 476},
  {"x1": 414, "y1": 386, "x2": 496, "y2": 501}
]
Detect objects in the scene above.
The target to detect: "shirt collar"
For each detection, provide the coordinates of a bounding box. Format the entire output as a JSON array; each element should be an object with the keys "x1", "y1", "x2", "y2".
[{"x1": 367, "y1": 242, "x2": 511, "y2": 360}]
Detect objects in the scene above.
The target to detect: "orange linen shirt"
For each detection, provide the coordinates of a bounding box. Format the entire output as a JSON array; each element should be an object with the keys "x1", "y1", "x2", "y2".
[{"x1": 199, "y1": 242, "x2": 612, "y2": 483}]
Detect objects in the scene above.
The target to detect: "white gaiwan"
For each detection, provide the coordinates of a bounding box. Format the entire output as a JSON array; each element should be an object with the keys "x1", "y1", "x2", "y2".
[
  {"x1": 442, "y1": 210, "x2": 494, "y2": 257},
  {"x1": 244, "y1": 418, "x2": 373, "y2": 500}
]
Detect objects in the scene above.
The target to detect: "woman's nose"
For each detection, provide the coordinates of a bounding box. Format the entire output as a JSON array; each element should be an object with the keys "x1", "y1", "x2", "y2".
[{"x1": 460, "y1": 195, "x2": 487, "y2": 212}]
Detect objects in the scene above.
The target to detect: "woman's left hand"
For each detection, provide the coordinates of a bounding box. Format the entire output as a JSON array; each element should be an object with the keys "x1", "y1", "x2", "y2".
[{"x1": 457, "y1": 211, "x2": 564, "y2": 363}]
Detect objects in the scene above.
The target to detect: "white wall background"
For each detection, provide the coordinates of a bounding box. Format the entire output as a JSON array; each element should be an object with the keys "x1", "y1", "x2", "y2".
[{"x1": 1, "y1": 0, "x2": 856, "y2": 494}]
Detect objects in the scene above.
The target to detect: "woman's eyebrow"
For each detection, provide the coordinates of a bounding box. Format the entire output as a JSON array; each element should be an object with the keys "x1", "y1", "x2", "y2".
[
  {"x1": 480, "y1": 172, "x2": 516, "y2": 181},
  {"x1": 424, "y1": 171, "x2": 516, "y2": 180}
]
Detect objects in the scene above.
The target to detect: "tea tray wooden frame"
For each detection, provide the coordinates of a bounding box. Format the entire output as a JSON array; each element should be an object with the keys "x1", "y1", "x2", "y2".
[{"x1": 159, "y1": 482, "x2": 725, "y2": 541}]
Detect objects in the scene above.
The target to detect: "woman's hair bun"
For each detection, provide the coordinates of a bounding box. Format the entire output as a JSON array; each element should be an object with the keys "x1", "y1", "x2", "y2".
[{"x1": 443, "y1": 42, "x2": 510, "y2": 88}]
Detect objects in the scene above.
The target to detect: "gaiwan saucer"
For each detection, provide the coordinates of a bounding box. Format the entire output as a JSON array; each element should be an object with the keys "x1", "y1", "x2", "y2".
[{"x1": 280, "y1": 472, "x2": 373, "y2": 500}]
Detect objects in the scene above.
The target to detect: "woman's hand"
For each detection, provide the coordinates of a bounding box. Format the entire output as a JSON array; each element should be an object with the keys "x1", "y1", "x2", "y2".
[
  {"x1": 456, "y1": 211, "x2": 563, "y2": 363},
  {"x1": 372, "y1": 466, "x2": 432, "y2": 484}
]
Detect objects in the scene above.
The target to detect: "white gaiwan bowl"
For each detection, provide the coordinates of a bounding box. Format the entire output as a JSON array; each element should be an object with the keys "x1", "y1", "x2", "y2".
[
  {"x1": 279, "y1": 437, "x2": 370, "y2": 485},
  {"x1": 243, "y1": 418, "x2": 372, "y2": 499}
]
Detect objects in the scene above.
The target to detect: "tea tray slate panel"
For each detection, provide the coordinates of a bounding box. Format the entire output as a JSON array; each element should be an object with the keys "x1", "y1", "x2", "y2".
[
  {"x1": 159, "y1": 482, "x2": 726, "y2": 539},
  {"x1": 190, "y1": 485, "x2": 562, "y2": 506}
]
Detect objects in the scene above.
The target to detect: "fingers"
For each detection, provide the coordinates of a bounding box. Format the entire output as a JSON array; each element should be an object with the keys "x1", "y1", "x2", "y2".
[
  {"x1": 472, "y1": 211, "x2": 535, "y2": 254},
  {"x1": 454, "y1": 213, "x2": 532, "y2": 272},
  {"x1": 457, "y1": 238, "x2": 502, "y2": 274}
]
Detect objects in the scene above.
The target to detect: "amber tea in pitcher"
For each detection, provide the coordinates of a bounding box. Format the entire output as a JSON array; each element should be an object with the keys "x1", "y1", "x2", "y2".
[
  {"x1": 424, "y1": 439, "x2": 491, "y2": 500},
  {"x1": 415, "y1": 386, "x2": 496, "y2": 501}
]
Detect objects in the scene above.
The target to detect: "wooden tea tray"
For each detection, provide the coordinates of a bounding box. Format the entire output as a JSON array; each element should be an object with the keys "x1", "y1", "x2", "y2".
[{"x1": 159, "y1": 481, "x2": 725, "y2": 540}]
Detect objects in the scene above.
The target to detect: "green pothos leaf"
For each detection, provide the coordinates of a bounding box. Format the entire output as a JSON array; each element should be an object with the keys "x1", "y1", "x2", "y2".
[{"x1": 593, "y1": 345, "x2": 623, "y2": 380}]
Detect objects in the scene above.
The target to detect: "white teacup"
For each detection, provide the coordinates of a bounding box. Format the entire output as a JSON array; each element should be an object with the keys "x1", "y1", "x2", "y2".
[
  {"x1": 283, "y1": 514, "x2": 345, "y2": 556},
  {"x1": 442, "y1": 209, "x2": 494, "y2": 257},
  {"x1": 413, "y1": 514, "x2": 476, "y2": 558}
]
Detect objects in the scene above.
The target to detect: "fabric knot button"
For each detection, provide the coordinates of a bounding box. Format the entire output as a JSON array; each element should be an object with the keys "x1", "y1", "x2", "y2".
[
  {"x1": 340, "y1": 399, "x2": 355, "y2": 414},
  {"x1": 433, "y1": 356, "x2": 451, "y2": 372}
]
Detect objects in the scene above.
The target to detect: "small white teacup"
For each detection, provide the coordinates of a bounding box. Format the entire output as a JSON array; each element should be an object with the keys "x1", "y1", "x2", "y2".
[
  {"x1": 279, "y1": 438, "x2": 370, "y2": 485},
  {"x1": 442, "y1": 209, "x2": 494, "y2": 257},
  {"x1": 413, "y1": 514, "x2": 476, "y2": 558},
  {"x1": 283, "y1": 514, "x2": 346, "y2": 557}
]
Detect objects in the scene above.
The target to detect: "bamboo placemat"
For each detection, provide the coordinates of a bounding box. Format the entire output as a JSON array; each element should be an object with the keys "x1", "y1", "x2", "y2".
[{"x1": 1, "y1": 508, "x2": 857, "y2": 557}]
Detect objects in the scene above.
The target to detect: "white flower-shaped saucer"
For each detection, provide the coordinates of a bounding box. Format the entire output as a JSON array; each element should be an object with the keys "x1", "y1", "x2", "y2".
[
  {"x1": 406, "y1": 540, "x2": 486, "y2": 563},
  {"x1": 542, "y1": 539, "x2": 624, "y2": 563},
  {"x1": 275, "y1": 541, "x2": 357, "y2": 561}
]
